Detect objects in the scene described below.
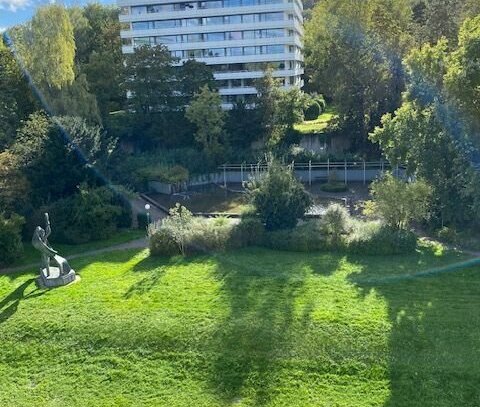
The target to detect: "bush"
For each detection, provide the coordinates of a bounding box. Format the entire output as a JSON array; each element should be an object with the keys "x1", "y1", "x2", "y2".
[
  {"x1": 230, "y1": 217, "x2": 265, "y2": 248},
  {"x1": 315, "y1": 95, "x2": 326, "y2": 112},
  {"x1": 247, "y1": 161, "x2": 312, "y2": 231},
  {"x1": 38, "y1": 185, "x2": 128, "y2": 244},
  {"x1": 436, "y1": 226, "x2": 458, "y2": 244},
  {"x1": 366, "y1": 173, "x2": 432, "y2": 230},
  {"x1": 262, "y1": 221, "x2": 327, "y2": 252},
  {"x1": 0, "y1": 213, "x2": 25, "y2": 266},
  {"x1": 348, "y1": 221, "x2": 417, "y2": 255},
  {"x1": 304, "y1": 101, "x2": 321, "y2": 121},
  {"x1": 321, "y1": 204, "x2": 351, "y2": 244},
  {"x1": 320, "y1": 183, "x2": 348, "y2": 193},
  {"x1": 188, "y1": 218, "x2": 233, "y2": 253},
  {"x1": 149, "y1": 227, "x2": 180, "y2": 256}
]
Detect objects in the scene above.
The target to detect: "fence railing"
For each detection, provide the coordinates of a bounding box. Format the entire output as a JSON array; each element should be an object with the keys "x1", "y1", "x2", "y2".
[
  {"x1": 215, "y1": 161, "x2": 406, "y2": 187},
  {"x1": 148, "y1": 161, "x2": 406, "y2": 194}
]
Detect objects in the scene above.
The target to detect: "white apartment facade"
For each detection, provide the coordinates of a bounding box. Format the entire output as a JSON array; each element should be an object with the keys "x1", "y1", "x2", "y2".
[{"x1": 117, "y1": 0, "x2": 304, "y2": 107}]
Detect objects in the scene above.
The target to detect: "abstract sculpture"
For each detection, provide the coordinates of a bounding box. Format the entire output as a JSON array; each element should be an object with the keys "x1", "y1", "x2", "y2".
[{"x1": 32, "y1": 213, "x2": 77, "y2": 287}]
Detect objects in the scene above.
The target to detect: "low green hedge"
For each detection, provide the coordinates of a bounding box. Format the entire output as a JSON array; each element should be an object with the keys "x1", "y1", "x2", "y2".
[{"x1": 320, "y1": 183, "x2": 348, "y2": 193}]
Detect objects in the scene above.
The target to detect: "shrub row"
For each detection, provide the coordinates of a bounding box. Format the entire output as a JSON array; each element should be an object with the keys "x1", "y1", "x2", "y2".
[{"x1": 149, "y1": 205, "x2": 418, "y2": 257}]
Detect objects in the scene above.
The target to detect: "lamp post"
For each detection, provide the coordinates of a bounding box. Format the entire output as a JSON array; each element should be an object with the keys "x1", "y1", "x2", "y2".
[{"x1": 144, "y1": 203, "x2": 151, "y2": 228}]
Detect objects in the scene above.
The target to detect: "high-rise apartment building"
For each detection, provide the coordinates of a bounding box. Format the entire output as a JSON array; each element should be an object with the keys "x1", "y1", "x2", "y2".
[{"x1": 117, "y1": 0, "x2": 304, "y2": 107}]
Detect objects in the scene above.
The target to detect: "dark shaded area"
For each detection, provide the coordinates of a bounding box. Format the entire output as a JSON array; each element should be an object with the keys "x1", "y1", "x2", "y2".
[
  {"x1": 208, "y1": 250, "x2": 342, "y2": 405},
  {"x1": 0, "y1": 278, "x2": 45, "y2": 325},
  {"x1": 124, "y1": 255, "x2": 184, "y2": 298},
  {"x1": 348, "y1": 249, "x2": 480, "y2": 407}
]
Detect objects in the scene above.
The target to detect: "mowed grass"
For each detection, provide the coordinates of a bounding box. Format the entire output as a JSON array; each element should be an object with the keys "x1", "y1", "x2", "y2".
[
  {"x1": 9, "y1": 229, "x2": 145, "y2": 269},
  {"x1": 1, "y1": 245, "x2": 480, "y2": 406},
  {"x1": 294, "y1": 108, "x2": 338, "y2": 135}
]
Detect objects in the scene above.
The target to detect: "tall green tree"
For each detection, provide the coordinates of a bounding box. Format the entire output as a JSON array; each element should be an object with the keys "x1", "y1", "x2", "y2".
[
  {"x1": 176, "y1": 60, "x2": 216, "y2": 106},
  {"x1": 305, "y1": 0, "x2": 413, "y2": 151},
  {"x1": 123, "y1": 45, "x2": 176, "y2": 114},
  {"x1": 0, "y1": 37, "x2": 37, "y2": 150},
  {"x1": 185, "y1": 85, "x2": 226, "y2": 160},
  {"x1": 371, "y1": 17, "x2": 480, "y2": 227},
  {"x1": 26, "y1": 5, "x2": 76, "y2": 90}
]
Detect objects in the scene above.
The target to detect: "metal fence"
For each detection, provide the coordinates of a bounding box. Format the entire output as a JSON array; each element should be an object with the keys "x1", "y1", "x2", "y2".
[{"x1": 215, "y1": 161, "x2": 406, "y2": 187}]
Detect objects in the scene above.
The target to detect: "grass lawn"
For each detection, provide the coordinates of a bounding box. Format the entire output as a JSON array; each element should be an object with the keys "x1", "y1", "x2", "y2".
[
  {"x1": 294, "y1": 107, "x2": 338, "y2": 135},
  {"x1": 9, "y1": 229, "x2": 145, "y2": 269},
  {"x1": 1, "y1": 244, "x2": 480, "y2": 406}
]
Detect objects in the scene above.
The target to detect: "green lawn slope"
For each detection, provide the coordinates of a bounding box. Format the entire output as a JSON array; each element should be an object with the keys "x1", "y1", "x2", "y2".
[{"x1": 0, "y1": 245, "x2": 479, "y2": 406}]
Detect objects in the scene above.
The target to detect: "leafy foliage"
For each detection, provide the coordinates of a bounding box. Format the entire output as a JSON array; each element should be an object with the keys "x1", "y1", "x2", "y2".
[
  {"x1": 185, "y1": 85, "x2": 226, "y2": 160},
  {"x1": 364, "y1": 174, "x2": 432, "y2": 230},
  {"x1": 0, "y1": 213, "x2": 24, "y2": 266},
  {"x1": 247, "y1": 161, "x2": 313, "y2": 231},
  {"x1": 36, "y1": 185, "x2": 129, "y2": 244}
]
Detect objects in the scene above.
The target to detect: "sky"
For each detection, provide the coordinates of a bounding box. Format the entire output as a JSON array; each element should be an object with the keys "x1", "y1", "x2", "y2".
[{"x1": 0, "y1": 0, "x2": 115, "y2": 31}]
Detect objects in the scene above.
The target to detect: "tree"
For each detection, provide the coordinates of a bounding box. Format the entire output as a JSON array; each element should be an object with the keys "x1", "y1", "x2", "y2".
[
  {"x1": 123, "y1": 45, "x2": 176, "y2": 114},
  {"x1": 411, "y1": 0, "x2": 480, "y2": 45},
  {"x1": 255, "y1": 68, "x2": 281, "y2": 142},
  {"x1": 277, "y1": 87, "x2": 310, "y2": 130},
  {"x1": 11, "y1": 112, "x2": 104, "y2": 205},
  {"x1": 226, "y1": 100, "x2": 261, "y2": 148},
  {"x1": 176, "y1": 60, "x2": 216, "y2": 106},
  {"x1": 0, "y1": 151, "x2": 30, "y2": 214},
  {"x1": 247, "y1": 161, "x2": 312, "y2": 231},
  {"x1": 48, "y1": 73, "x2": 101, "y2": 124},
  {"x1": 305, "y1": 0, "x2": 413, "y2": 151},
  {"x1": 364, "y1": 173, "x2": 432, "y2": 230},
  {"x1": 185, "y1": 85, "x2": 226, "y2": 160},
  {"x1": 25, "y1": 5, "x2": 76, "y2": 90},
  {"x1": 370, "y1": 17, "x2": 480, "y2": 228},
  {"x1": 0, "y1": 213, "x2": 25, "y2": 266},
  {"x1": 0, "y1": 37, "x2": 37, "y2": 150}
]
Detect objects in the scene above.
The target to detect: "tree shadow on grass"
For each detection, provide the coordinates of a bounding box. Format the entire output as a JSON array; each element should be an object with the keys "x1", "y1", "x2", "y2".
[
  {"x1": 124, "y1": 255, "x2": 185, "y2": 298},
  {"x1": 208, "y1": 249, "x2": 342, "y2": 406},
  {"x1": 347, "y1": 247, "x2": 480, "y2": 406},
  {"x1": 0, "y1": 278, "x2": 46, "y2": 325}
]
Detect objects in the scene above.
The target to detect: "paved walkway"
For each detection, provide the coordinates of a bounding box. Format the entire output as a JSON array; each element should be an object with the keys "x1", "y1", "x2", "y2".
[
  {"x1": 0, "y1": 196, "x2": 163, "y2": 276},
  {"x1": 0, "y1": 238, "x2": 149, "y2": 275}
]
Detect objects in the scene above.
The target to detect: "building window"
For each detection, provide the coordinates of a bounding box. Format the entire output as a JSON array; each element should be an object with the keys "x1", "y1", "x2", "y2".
[
  {"x1": 157, "y1": 35, "x2": 180, "y2": 44},
  {"x1": 154, "y1": 20, "x2": 180, "y2": 29},
  {"x1": 264, "y1": 29, "x2": 284, "y2": 38},
  {"x1": 227, "y1": 47, "x2": 243, "y2": 56},
  {"x1": 227, "y1": 31, "x2": 243, "y2": 40},
  {"x1": 243, "y1": 30, "x2": 254, "y2": 39},
  {"x1": 186, "y1": 33, "x2": 204, "y2": 42},
  {"x1": 132, "y1": 21, "x2": 150, "y2": 30},
  {"x1": 263, "y1": 12, "x2": 283, "y2": 21},
  {"x1": 243, "y1": 46, "x2": 255, "y2": 55},
  {"x1": 206, "y1": 32, "x2": 226, "y2": 41},
  {"x1": 224, "y1": 0, "x2": 241, "y2": 6},
  {"x1": 131, "y1": 6, "x2": 146, "y2": 14},
  {"x1": 204, "y1": 16, "x2": 224, "y2": 25},
  {"x1": 241, "y1": 14, "x2": 255, "y2": 23},
  {"x1": 134, "y1": 37, "x2": 151, "y2": 46},
  {"x1": 205, "y1": 48, "x2": 226, "y2": 57},
  {"x1": 265, "y1": 45, "x2": 284, "y2": 54},
  {"x1": 225, "y1": 15, "x2": 241, "y2": 24},
  {"x1": 185, "y1": 18, "x2": 202, "y2": 26}
]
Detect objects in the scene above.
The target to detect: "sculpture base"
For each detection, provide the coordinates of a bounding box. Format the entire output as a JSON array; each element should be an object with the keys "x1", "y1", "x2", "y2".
[{"x1": 36, "y1": 267, "x2": 78, "y2": 288}]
